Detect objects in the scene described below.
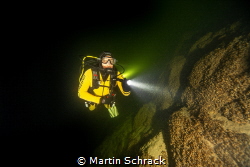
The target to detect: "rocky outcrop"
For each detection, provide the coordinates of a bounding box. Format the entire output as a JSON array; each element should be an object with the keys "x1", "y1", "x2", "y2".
[
  {"x1": 171, "y1": 32, "x2": 250, "y2": 166},
  {"x1": 94, "y1": 21, "x2": 250, "y2": 167}
]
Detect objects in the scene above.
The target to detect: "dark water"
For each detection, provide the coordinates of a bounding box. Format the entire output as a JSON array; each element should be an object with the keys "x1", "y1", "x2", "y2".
[{"x1": 2, "y1": 0, "x2": 249, "y2": 165}]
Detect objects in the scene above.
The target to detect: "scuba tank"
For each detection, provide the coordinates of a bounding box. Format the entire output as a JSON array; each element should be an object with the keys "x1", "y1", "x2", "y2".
[{"x1": 79, "y1": 55, "x2": 100, "y2": 83}]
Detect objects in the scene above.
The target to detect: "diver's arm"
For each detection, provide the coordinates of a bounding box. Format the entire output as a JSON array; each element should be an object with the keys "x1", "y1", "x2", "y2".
[
  {"x1": 117, "y1": 72, "x2": 130, "y2": 96},
  {"x1": 78, "y1": 69, "x2": 101, "y2": 104}
]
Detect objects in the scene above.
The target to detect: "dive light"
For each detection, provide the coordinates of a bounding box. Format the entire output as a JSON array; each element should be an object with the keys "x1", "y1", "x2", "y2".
[
  {"x1": 127, "y1": 80, "x2": 132, "y2": 85},
  {"x1": 115, "y1": 78, "x2": 131, "y2": 85}
]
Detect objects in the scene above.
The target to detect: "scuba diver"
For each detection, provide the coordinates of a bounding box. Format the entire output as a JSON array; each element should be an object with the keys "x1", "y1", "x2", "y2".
[{"x1": 78, "y1": 51, "x2": 131, "y2": 118}]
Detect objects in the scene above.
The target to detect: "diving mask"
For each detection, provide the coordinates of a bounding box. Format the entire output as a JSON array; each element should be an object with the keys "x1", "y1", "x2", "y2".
[{"x1": 102, "y1": 57, "x2": 116, "y2": 65}]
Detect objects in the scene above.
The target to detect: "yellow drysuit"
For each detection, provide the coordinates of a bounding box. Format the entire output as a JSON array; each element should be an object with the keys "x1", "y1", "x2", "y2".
[{"x1": 78, "y1": 68, "x2": 130, "y2": 110}]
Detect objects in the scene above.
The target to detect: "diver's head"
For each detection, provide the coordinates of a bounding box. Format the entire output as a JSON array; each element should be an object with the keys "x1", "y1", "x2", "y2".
[{"x1": 99, "y1": 52, "x2": 116, "y2": 70}]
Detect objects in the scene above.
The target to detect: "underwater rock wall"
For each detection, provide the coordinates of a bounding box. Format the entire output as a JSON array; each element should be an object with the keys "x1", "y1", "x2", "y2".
[
  {"x1": 94, "y1": 21, "x2": 250, "y2": 167},
  {"x1": 170, "y1": 32, "x2": 250, "y2": 166},
  {"x1": 170, "y1": 22, "x2": 250, "y2": 166}
]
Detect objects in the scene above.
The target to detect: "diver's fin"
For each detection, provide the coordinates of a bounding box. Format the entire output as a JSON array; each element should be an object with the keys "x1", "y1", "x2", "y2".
[{"x1": 108, "y1": 105, "x2": 119, "y2": 118}]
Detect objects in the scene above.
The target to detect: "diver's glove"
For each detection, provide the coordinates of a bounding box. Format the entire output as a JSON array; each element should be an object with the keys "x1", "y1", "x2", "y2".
[
  {"x1": 122, "y1": 78, "x2": 131, "y2": 92},
  {"x1": 100, "y1": 95, "x2": 112, "y2": 104}
]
